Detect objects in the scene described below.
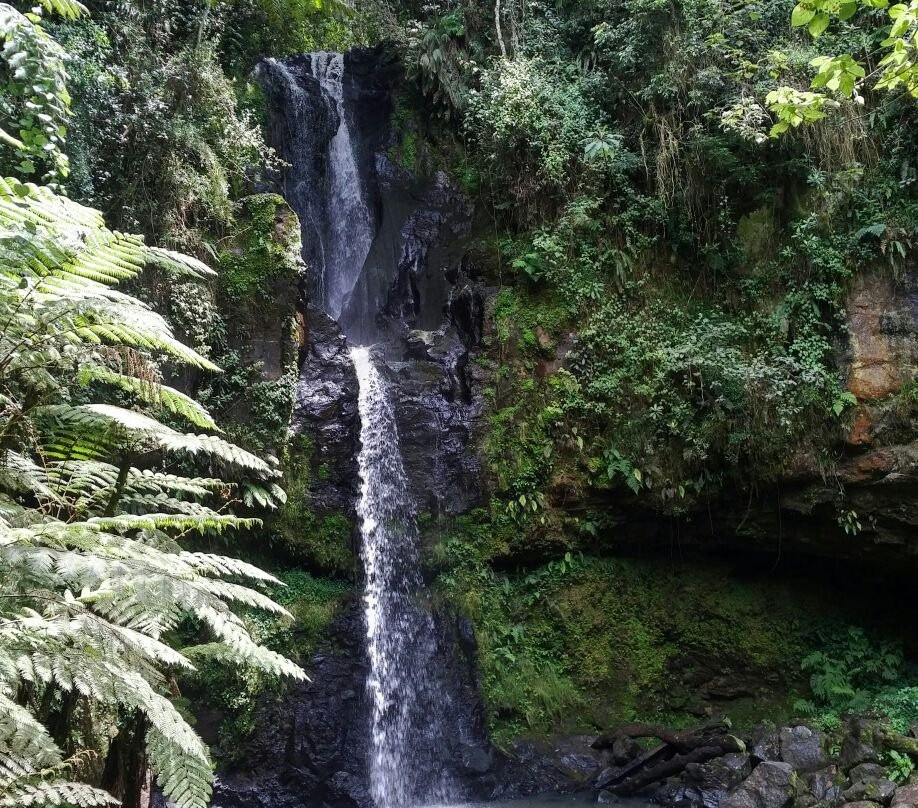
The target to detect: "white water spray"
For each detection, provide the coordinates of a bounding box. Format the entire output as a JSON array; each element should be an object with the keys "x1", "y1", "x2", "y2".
[
  {"x1": 351, "y1": 346, "x2": 455, "y2": 808},
  {"x1": 311, "y1": 53, "x2": 374, "y2": 320}
]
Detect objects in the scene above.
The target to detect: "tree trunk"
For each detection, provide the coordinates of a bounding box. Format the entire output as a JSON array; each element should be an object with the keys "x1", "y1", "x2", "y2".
[
  {"x1": 495, "y1": 0, "x2": 507, "y2": 59},
  {"x1": 104, "y1": 455, "x2": 132, "y2": 517},
  {"x1": 101, "y1": 710, "x2": 149, "y2": 808}
]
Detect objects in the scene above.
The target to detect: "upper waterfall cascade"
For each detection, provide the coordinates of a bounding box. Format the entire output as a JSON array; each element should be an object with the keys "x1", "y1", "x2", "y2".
[
  {"x1": 259, "y1": 53, "x2": 374, "y2": 322},
  {"x1": 310, "y1": 53, "x2": 374, "y2": 320},
  {"x1": 351, "y1": 346, "x2": 456, "y2": 808}
]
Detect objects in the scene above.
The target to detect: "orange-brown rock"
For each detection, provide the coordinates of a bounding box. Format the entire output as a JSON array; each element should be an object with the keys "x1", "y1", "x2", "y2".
[
  {"x1": 846, "y1": 406, "x2": 872, "y2": 446},
  {"x1": 845, "y1": 271, "x2": 916, "y2": 399}
]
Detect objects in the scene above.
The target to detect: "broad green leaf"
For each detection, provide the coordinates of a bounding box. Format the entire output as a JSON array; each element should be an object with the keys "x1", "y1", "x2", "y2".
[
  {"x1": 809, "y1": 11, "x2": 831, "y2": 35},
  {"x1": 792, "y1": 3, "x2": 817, "y2": 25}
]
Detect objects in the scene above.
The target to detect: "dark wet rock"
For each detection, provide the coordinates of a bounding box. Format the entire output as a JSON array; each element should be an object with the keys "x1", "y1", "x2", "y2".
[
  {"x1": 840, "y1": 735, "x2": 880, "y2": 772},
  {"x1": 213, "y1": 602, "x2": 519, "y2": 808},
  {"x1": 389, "y1": 331, "x2": 488, "y2": 519},
  {"x1": 687, "y1": 753, "x2": 753, "y2": 789},
  {"x1": 752, "y1": 729, "x2": 782, "y2": 764},
  {"x1": 611, "y1": 735, "x2": 642, "y2": 765},
  {"x1": 501, "y1": 737, "x2": 604, "y2": 797},
  {"x1": 780, "y1": 727, "x2": 828, "y2": 773},
  {"x1": 843, "y1": 779, "x2": 897, "y2": 806},
  {"x1": 292, "y1": 305, "x2": 359, "y2": 515},
  {"x1": 656, "y1": 753, "x2": 753, "y2": 808},
  {"x1": 722, "y1": 761, "x2": 797, "y2": 808},
  {"x1": 556, "y1": 752, "x2": 602, "y2": 783},
  {"x1": 892, "y1": 784, "x2": 918, "y2": 805},
  {"x1": 596, "y1": 767, "x2": 617, "y2": 790},
  {"x1": 803, "y1": 768, "x2": 844, "y2": 804},
  {"x1": 211, "y1": 603, "x2": 370, "y2": 808},
  {"x1": 850, "y1": 764, "x2": 887, "y2": 783},
  {"x1": 459, "y1": 742, "x2": 494, "y2": 775},
  {"x1": 653, "y1": 781, "x2": 712, "y2": 808}
]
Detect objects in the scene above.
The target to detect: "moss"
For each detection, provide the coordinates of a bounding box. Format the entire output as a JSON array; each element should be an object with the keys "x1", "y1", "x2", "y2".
[
  {"x1": 217, "y1": 193, "x2": 301, "y2": 314},
  {"x1": 436, "y1": 519, "x2": 862, "y2": 744},
  {"x1": 195, "y1": 192, "x2": 301, "y2": 455},
  {"x1": 271, "y1": 434, "x2": 355, "y2": 574}
]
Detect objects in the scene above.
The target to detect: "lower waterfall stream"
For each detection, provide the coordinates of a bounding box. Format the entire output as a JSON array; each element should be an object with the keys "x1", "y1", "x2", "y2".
[{"x1": 351, "y1": 346, "x2": 456, "y2": 808}]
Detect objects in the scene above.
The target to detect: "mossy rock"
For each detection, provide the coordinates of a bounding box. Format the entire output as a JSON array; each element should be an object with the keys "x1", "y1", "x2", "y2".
[
  {"x1": 271, "y1": 434, "x2": 356, "y2": 575},
  {"x1": 217, "y1": 192, "x2": 303, "y2": 319},
  {"x1": 435, "y1": 543, "x2": 869, "y2": 745}
]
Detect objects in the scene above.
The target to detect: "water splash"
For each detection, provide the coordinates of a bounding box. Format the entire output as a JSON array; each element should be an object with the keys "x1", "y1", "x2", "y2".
[
  {"x1": 311, "y1": 52, "x2": 374, "y2": 320},
  {"x1": 351, "y1": 346, "x2": 455, "y2": 808}
]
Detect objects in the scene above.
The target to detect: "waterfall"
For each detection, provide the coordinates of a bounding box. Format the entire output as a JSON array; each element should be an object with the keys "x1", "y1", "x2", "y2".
[
  {"x1": 257, "y1": 53, "x2": 374, "y2": 321},
  {"x1": 351, "y1": 346, "x2": 455, "y2": 808},
  {"x1": 310, "y1": 52, "x2": 374, "y2": 320},
  {"x1": 257, "y1": 50, "x2": 490, "y2": 807}
]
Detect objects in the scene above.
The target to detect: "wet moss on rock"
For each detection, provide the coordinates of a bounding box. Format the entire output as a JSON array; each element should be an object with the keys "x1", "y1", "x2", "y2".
[{"x1": 272, "y1": 434, "x2": 356, "y2": 575}]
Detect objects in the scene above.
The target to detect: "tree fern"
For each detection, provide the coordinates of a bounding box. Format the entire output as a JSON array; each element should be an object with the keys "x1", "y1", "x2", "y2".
[
  {"x1": 0, "y1": 0, "x2": 308, "y2": 800},
  {"x1": 0, "y1": 12, "x2": 304, "y2": 802}
]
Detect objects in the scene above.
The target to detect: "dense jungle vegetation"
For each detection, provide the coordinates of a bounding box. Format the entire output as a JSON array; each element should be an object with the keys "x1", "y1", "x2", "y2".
[{"x1": 1, "y1": 0, "x2": 917, "y2": 804}]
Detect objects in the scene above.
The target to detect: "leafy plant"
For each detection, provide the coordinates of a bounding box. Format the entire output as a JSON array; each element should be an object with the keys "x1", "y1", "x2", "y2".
[
  {"x1": 767, "y1": 0, "x2": 918, "y2": 132},
  {"x1": 0, "y1": 4, "x2": 303, "y2": 802},
  {"x1": 0, "y1": 0, "x2": 83, "y2": 183},
  {"x1": 886, "y1": 749, "x2": 916, "y2": 783},
  {"x1": 793, "y1": 626, "x2": 913, "y2": 729}
]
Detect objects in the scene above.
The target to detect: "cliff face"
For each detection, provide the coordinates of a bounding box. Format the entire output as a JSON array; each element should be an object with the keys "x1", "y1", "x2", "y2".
[
  {"x1": 584, "y1": 267, "x2": 918, "y2": 565},
  {"x1": 211, "y1": 42, "x2": 918, "y2": 806},
  {"x1": 212, "y1": 46, "x2": 499, "y2": 808}
]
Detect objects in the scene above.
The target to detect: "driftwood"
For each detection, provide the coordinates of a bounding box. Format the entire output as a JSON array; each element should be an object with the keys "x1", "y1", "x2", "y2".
[
  {"x1": 594, "y1": 718, "x2": 741, "y2": 795},
  {"x1": 593, "y1": 718, "x2": 729, "y2": 753}
]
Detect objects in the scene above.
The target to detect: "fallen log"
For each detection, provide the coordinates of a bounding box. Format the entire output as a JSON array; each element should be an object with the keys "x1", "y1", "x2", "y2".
[
  {"x1": 610, "y1": 744, "x2": 725, "y2": 794},
  {"x1": 593, "y1": 718, "x2": 729, "y2": 753},
  {"x1": 595, "y1": 742, "x2": 671, "y2": 789},
  {"x1": 593, "y1": 717, "x2": 740, "y2": 795}
]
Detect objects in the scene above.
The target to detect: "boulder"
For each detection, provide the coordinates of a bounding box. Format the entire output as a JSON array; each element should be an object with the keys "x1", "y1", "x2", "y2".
[
  {"x1": 751, "y1": 730, "x2": 782, "y2": 764},
  {"x1": 553, "y1": 751, "x2": 602, "y2": 783},
  {"x1": 850, "y1": 764, "x2": 888, "y2": 783},
  {"x1": 654, "y1": 754, "x2": 753, "y2": 808},
  {"x1": 722, "y1": 761, "x2": 797, "y2": 808},
  {"x1": 844, "y1": 778, "x2": 897, "y2": 805},
  {"x1": 780, "y1": 727, "x2": 828, "y2": 773},
  {"x1": 892, "y1": 784, "x2": 918, "y2": 805},
  {"x1": 685, "y1": 753, "x2": 753, "y2": 788},
  {"x1": 803, "y1": 768, "x2": 844, "y2": 804},
  {"x1": 840, "y1": 734, "x2": 880, "y2": 772},
  {"x1": 653, "y1": 782, "x2": 709, "y2": 808}
]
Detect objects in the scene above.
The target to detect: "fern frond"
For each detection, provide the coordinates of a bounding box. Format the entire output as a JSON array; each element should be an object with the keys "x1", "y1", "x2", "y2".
[
  {"x1": 0, "y1": 693, "x2": 62, "y2": 771},
  {"x1": 180, "y1": 552, "x2": 281, "y2": 583},
  {"x1": 35, "y1": 0, "x2": 88, "y2": 20},
  {"x1": 0, "y1": 779, "x2": 118, "y2": 807},
  {"x1": 80, "y1": 364, "x2": 219, "y2": 430},
  {"x1": 41, "y1": 405, "x2": 272, "y2": 476},
  {"x1": 145, "y1": 246, "x2": 215, "y2": 278}
]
